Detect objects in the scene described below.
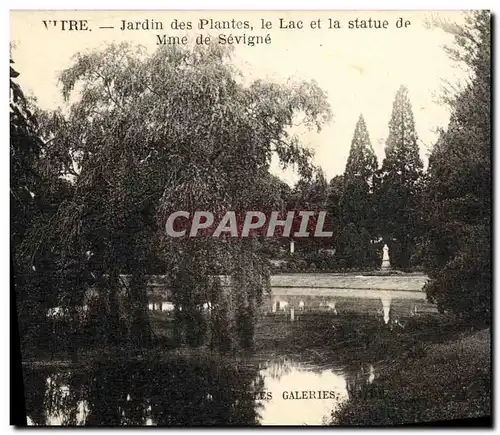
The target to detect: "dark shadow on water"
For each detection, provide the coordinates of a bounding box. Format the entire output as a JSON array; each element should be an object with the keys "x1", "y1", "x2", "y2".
[{"x1": 24, "y1": 358, "x2": 266, "y2": 426}]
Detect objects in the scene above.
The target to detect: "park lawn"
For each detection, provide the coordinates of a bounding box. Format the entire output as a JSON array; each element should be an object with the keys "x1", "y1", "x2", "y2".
[{"x1": 331, "y1": 327, "x2": 491, "y2": 426}]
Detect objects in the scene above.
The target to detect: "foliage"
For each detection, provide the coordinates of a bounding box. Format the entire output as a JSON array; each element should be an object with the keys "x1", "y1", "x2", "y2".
[
  {"x1": 377, "y1": 86, "x2": 424, "y2": 269},
  {"x1": 337, "y1": 115, "x2": 379, "y2": 268},
  {"x1": 286, "y1": 168, "x2": 332, "y2": 254},
  {"x1": 324, "y1": 175, "x2": 344, "y2": 251},
  {"x1": 420, "y1": 11, "x2": 491, "y2": 323},
  {"x1": 35, "y1": 42, "x2": 331, "y2": 352},
  {"x1": 10, "y1": 59, "x2": 75, "y2": 351},
  {"x1": 331, "y1": 328, "x2": 490, "y2": 425}
]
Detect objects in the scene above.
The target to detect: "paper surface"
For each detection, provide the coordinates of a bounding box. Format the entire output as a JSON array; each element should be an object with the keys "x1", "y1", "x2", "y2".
[{"x1": 11, "y1": 10, "x2": 491, "y2": 427}]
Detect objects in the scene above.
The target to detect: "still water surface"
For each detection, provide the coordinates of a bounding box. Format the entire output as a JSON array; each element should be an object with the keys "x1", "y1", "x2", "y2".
[{"x1": 24, "y1": 354, "x2": 377, "y2": 426}]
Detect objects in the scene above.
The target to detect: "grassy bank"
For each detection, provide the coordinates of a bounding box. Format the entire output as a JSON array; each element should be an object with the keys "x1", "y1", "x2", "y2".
[
  {"x1": 330, "y1": 327, "x2": 491, "y2": 425},
  {"x1": 253, "y1": 312, "x2": 479, "y2": 365},
  {"x1": 23, "y1": 311, "x2": 483, "y2": 367}
]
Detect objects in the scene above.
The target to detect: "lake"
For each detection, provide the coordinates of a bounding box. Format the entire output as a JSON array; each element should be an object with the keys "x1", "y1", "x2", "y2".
[
  {"x1": 23, "y1": 351, "x2": 380, "y2": 426},
  {"x1": 23, "y1": 288, "x2": 439, "y2": 427}
]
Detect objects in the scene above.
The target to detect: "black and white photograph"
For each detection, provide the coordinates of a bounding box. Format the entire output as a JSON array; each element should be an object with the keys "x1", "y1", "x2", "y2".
[{"x1": 10, "y1": 9, "x2": 491, "y2": 426}]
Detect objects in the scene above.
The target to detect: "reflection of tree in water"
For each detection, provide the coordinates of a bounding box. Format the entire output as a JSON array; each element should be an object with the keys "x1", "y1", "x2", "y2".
[
  {"x1": 24, "y1": 358, "x2": 264, "y2": 426},
  {"x1": 148, "y1": 360, "x2": 262, "y2": 425},
  {"x1": 24, "y1": 368, "x2": 49, "y2": 425},
  {"x1": 259, "y1": 357, "x2": 302, "y2": 381},
  {"x1": 343, "y1": 363, "x2": 379, "y2": 401},
  {"x1": 250, "y1": 371, "x2": 266, "y2": 395},
  {"x1": 259, "y1": 354, "x2": 347, "y2": 382},
  {"x1": 84, "y1": 362, "x2": 148, "y2": 425},
  {"x1": 24, "y1": 368, "x2": 89, "y2": 425},
  {"x1": 329, "y1": 363, "x2": 386, "y2": 425}
]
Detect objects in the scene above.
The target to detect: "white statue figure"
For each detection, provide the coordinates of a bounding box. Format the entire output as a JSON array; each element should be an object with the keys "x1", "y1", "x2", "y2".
[{"x1": 381, "y1": 244, "x2": 391, "y2": 271}]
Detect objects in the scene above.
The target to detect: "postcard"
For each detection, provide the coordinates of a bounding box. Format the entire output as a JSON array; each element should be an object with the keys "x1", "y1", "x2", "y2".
[{"x1": 10, "y1": 9, "x2": 491, "y2": 427}]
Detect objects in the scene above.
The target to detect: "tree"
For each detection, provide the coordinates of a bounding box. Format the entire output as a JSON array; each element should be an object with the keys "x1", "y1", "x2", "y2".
[
  {"x1": 338, "y1": 114, "x2": 378, "y2": 268},
  {"x1": 325, "y1": 174, "x2": 344, "y2": 250},
  {"x1": 377, "y1": 86, "x2": 423, "y2": 269},
  {"x1": 285, "y1": 168, "x2": 330, "y2": 258},
  {"x1": 46, "y1": 42, "x2": 331, "y2": 351},
  {"x1": 10, "y1": 60, "x2": 42, "y2": 247},
  {"x1": 10, "y1": 59, "x2": 73, "y2": 352},
  {"x1": 344, "y1": 115, "x2": 378, "y2": 186},
  {"x1": 420, "y1": 11, "x2": 491, "y2": 322},
  {"x1": 11, "y1": 58, "x2": 43, "y2": 349},
  {"x1": 288, "y1": 167, "x2": 329, "y2": 215},
  {"x1": 257, "y1": 174, "x2": 292, "y2": 259}
]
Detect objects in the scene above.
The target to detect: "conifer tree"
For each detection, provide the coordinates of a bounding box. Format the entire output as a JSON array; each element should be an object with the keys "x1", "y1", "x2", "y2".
[
  {"x1": 377, "y1": 86, "x2": 423, "y2": 269},
  {"x1": 338, "y1": 114, "x2": 378, "y2": 268},
  {"x1": 344, "y1": 114, "x2": 378, "y2": 184}
]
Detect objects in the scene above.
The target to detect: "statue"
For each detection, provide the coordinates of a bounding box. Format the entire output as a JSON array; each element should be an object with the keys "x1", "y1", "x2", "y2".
[{"x1": 381, "y1": 244, "x2": 391, "y2": 271}]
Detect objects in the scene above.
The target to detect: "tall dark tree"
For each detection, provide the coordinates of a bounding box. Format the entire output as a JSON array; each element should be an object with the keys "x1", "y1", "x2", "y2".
[
  {"x1": 420, "y1": 11, "x2": 491, "y2": 322},
  {"x1": 344, "y1": 115, "x2": 378, "y2": 186},
  {"x1": 11, "y1": 57, "x2": 86, "y2": 357},
  {"x1": 11, "y1": 60, "x2": 50, "y2": 351},
  {"x1": 338, "y1": 115, "x2": 378, "y2": 268},
  {"x1": 291, "y1": 168, "x2": 329, "y2": 212},
  {"x1": 287, "y1": 168, "x2": 330, "y2": 256},
  {"x1": 45, "y1": 43, "x2": 331, "y2": 351},
  {"x1": 11, "y1": 58, "x2": 43, "y2": 350},
  {"x1": 325, "y1": 174, "x2": 344, "y2": 251},
  {"x1": 377, "y1": 86, "x2": 423, "y2": 269}
]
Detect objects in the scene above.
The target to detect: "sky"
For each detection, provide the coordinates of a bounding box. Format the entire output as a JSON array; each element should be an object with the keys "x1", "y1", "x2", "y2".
[{"x1": 10, "y1": 10, "x2": 470, "y2": 185}]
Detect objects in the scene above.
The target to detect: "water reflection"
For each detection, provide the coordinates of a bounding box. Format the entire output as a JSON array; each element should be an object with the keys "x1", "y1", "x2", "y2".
[
  {"x1": 24, "y1": 356, "x2": 377, "y2": 426},
  {"x1": 25, "y1": 359, "x2": 264, "y2": 426},
  {"x1": 257, "y1": 357, "x2": 349, "y2": 425},
  {"x1": 24, "y1": 369, "x2": 89, "y2": 425},
  {"x1": 381, "y1": 297, "x2": 391, "y2": 324}
]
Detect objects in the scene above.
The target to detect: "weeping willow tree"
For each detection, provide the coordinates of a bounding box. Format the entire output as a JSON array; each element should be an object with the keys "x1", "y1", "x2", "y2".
[{"x1": 41, "y1": 42, "x2": 331, "y2": 351}]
